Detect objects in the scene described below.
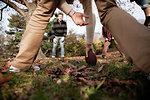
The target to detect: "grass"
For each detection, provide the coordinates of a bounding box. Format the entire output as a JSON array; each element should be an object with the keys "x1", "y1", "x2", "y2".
[{"x1": 0, "y1": 52, "x2": 150, "y2": 100}]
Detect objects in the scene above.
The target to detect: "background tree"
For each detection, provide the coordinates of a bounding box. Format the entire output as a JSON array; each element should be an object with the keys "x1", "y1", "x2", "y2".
[
  {"x1": 8, "y1": 14, "x2": 26, "y2": 31},
  {"x1": 0, "y1": 1, "x2": 8, "y2": 21},
  {"x1": 0, "y1": 22, "x2": 3, "y2": 31},
  {"x1": 0, "y1": 0, "x2": 47, "y2": 59},
  {"x1": 0, "y1": 34, "x2": 5, "y2": 58},
  {"x1": 1, "y1": 0, "x2": 39, "y2": 23},
  {"x1": 5, "y1": 14, "x2": 25, "y2": 57},
  {"x1": 5, "y1": 13, "x2": 57, "y2": 57}
]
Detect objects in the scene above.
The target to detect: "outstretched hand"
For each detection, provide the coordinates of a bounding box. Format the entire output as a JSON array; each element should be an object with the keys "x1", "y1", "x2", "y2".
[{"x1": 71, "y1": 12, "x2": 89, "y2": 26}]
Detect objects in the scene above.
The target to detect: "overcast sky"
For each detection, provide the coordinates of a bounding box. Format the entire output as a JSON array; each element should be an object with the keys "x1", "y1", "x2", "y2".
[{"x1": 0, "y1": 0, "x2": 102, "y2": 37}]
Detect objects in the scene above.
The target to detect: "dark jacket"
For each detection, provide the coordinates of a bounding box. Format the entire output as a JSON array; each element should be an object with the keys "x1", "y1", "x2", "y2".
[{"x1": 52, "y1": 20, "x2": 67, "y2": 37}]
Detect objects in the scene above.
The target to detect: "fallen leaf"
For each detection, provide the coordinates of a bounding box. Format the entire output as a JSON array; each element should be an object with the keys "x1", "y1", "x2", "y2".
[
  {"x1": 23, "y1": 75, "x2": 34, "y2": 77},
  {"x1": 101, "y1": 60, "x2": 109, "y2": 64},
  {"x1": 1, "y1": 83, "x2": 9, "y2": 87},
  {"x1": 0, "y1": 73, "x2": 12, "y2": 85},
  {"x1": 15, "y1": 72, "x2": 27, "y2": 76},
  {"x1": 45, "y1": 67, "x2": 53, "y2": 74},
  {"x1": 34, "y1": 59, "x2": 41, "y2": 63},
  {"x1": 78, "y1": 77, "x2": 95, "y2": 86},
  {"x1": 4, "y1": 74, "x2": 13, "y2": 82},
  {"x1": 78, "y1": 77, "x2": 88, "y2": 84},
  {"x1": 1, "y1": 69, "x2": 9, "y2": 73},
  {"x1": 97, "y1": 64, "x2": 105, "y2": 72},
  {"x1": 0, "y1": 65, "x2": 5, "y2": 70},
  {"x1": 38, "y1": 63, "x2": 46, "y2": 69},
  {"x1": 57, "y1": 79, "x2": 62, "y2": 84},
  {"x1": 73, "y1": 71, "x2": 82, "y2": 77},
  {"x1": 65, "y1": 60, "x2": 69, "y2": 63},
  {"x1": 0, "y1": 73, "x2": 4, "y2": 84},
  {"x1": 110, "y1": 78, "x2": 121, "y2": 85},
  {"x1": 77, "y1": 65, "x2": 86, "y2": 71},
  {"x1": 4, "y1": 61, "x2": 11, "y2": 67},
  {"x1": 63, "y1": 78, "x2": 68, "y2": 83}
]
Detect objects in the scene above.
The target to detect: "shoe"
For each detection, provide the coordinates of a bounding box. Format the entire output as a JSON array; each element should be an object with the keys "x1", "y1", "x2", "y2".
[
  {"x1": 52, "y1": 56, "x2": 55, "y2": 58},
  {"x1": 31, "y1": 65, "x2": 40, "y2": 71},
  {"x1": 85, "y1": 49, "x2": 97, "y2": 66},
  {"x1": 9, "y1": 65, "x2": 20, "y2": 72}
]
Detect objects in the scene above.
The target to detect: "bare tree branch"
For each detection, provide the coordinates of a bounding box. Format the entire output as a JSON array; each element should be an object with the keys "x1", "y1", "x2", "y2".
[
  {"x1": 1, "y1": 0, "x2": 27, "y2": 18},
  {"x1": 0, "y1": 4, "x2": 8, "y2": 21}
]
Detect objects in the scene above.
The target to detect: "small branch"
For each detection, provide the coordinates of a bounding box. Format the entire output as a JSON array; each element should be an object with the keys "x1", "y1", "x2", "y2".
[
  {"x1": 23, "y1": 0, "x2": 30, "y2": 9},
  {"x1": 0, "y1": 5, "x2": 8, "y2": 21},
  {"x1": 1, "y1": 0, "x2": 27, "y2": 18}
]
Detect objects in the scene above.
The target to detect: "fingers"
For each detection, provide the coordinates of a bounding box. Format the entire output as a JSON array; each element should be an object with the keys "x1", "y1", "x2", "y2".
[
  {"x1": 71, "y1": 12, "x2": 89, "y2": 26},
  {"x1": 82, "y1": 14, "x2": 89, "y2": 18},
  {"x1": 79, "y1": 21, "x2": 88, "y2": 26},
  {"x1": 83, "y1": 21, "x2": 88, "y2": 25},
  {"x1": 80, "y1": 13, "x2": 88, "y2": 26}
]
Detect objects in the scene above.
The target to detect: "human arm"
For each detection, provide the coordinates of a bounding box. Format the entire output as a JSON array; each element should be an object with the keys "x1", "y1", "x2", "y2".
[{"x1": 58, "y1": 0, "x2": 89, "y2": 26}]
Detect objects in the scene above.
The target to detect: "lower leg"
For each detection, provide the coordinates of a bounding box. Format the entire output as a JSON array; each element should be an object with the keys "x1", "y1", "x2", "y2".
[
  {"x1": 114, "y1": 39, "x2": 124, "y2": 57},
  {"x1": 96, "y1": 0, "x2": 150, "y2": 73},
  {"x1": 11, "y1": 0, "x2": 57, "y2": 70},
  {"x1": 60, "y1": 39, "x2": 65, "y2": 57},
  {"x1": 101, "y1": 41, "x2": 111, "y2": 57},
  {"x1": 52, "y1": 39, "x2": 58, "y2": 57},
  {"x1": 144, "y1": 7, "x2": 150, "y2": 28}
]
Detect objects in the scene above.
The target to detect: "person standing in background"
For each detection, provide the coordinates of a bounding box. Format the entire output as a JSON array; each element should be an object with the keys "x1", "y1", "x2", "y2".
[{"x1": 51, "y1": 13, "x2": 67, "y2": 58}]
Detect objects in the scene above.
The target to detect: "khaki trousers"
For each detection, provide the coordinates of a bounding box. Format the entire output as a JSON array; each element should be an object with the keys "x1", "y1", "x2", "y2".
[
  {"x1": 80, "y1": 0, "x2": 96, "y2": 44},
  {"x1": 96, "y1": 0, "x2": 150, "y2": 73},
  {"x1": 11, "y1": 0, "x2": 60, "y2": 70}
]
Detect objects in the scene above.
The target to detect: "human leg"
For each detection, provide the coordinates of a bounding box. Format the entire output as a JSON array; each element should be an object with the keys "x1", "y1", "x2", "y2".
[
  {"x1": 144, "y1": 7, "x2": 150, "y2": 28},
  {"x1": 60, "y1": 37, "x2": 65, "y2": 57},
  {"x1": 11, "y1": 0, "x2": 59, "y2": 70},
  {"x1": 113, "y1": 39, "x2": 124, "y2": 57},
  {"x1": 52, "y1": 36, "x2": 59, "y2": 58},
  {"x1": 96, "y1": 0, "x2": 150, "y2": 73},
  {"x1": 101, "y1": 40, "x2": 111, "y2": 58}
]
